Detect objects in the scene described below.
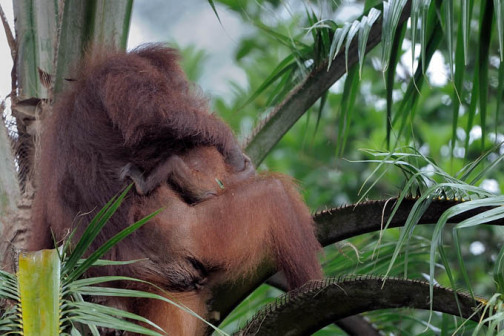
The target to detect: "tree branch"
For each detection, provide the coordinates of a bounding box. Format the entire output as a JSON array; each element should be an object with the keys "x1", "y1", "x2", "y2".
[
  {"x1": 315, "y1": 197, "x2": 502, "y2": 245},
  {"x1": 210, "y1": 197, "x2": 500, "y2": 333},
  {"x1": 0, "y1": 4, "x2": 15, "y2": 61},
  {"x1": 244, "y1": 1, "x2": 412, "y2": 165},
  {"x1": 237, "y1": 276, "x2": 484, "y2": 335}
]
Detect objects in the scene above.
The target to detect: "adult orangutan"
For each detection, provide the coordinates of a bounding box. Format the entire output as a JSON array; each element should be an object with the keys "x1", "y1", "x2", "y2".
[
  {"x1": 29, "y1": 45, "x2": 322, "y2": 335},
  {"x1": 30, "y1": 45, "x2": 250, "y2": 252}
]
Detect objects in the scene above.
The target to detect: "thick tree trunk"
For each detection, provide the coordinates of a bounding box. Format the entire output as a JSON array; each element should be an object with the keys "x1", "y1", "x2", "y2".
[{"x1": 0, "y1": 0, "x2": 133, "y2": 273}]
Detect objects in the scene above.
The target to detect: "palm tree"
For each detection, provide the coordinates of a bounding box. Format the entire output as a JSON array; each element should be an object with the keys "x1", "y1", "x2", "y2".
[{"x1": 1, "y1": 0, "x2": 504, "y2": 334}]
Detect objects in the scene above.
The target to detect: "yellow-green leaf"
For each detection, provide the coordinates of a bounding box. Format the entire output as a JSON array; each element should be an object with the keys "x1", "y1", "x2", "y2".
[{"x1": 18, "y1": 249, "x2": 61, "y2": 336}]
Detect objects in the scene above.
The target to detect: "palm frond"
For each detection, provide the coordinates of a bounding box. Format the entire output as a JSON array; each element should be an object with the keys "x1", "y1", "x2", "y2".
[
  {"x1": 361, "y1": 147, "x2": 504, "y2": 322},
  {"x1": 381, "y1": 0, "x2": 408, "y2": 73}
]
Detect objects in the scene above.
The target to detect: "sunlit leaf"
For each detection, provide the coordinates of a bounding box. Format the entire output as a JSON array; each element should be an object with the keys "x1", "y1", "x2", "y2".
[
  {"x1": 345, "y1": 20, "x2": 360, "y2": 73},
  {"x1": 442, "y1": 0, "x2": 454, "y2": 78},
  {"x1": 410, "y1": 0, "x2": 422, "y2": 74},
  {"x1": 328, "y1": 22, "x2": 351, "y2": 69},
  {"x1": 420, "y1": 0, "x2": 433, "y2": 75},
  {"x1": 358, "y1": 8, "x2": 381, "y2": 77},
  {"x1": 18, "y1": 250, "x2": 61, "y2": 336},
  {"x1": 462, "y1": 0, "x2": 473, "y2": 65},
  {"x1": 381, "y1": 0, "x2": 407, "y2": 72}
]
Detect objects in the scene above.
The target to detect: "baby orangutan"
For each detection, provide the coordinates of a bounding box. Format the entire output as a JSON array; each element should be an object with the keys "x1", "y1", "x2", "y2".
[{"x1": 121, "y1": 147, "x2": 256, "y2": 203}]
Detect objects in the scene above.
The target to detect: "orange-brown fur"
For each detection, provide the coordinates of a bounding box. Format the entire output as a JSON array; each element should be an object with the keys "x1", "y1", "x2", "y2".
[
  {"x1": 127, "y1": 148, "x2": 322, "y2": 334},
  {"x1": 30, "y1": 45, "x2": 247, "y2": 253},
  {"x1": 122, "y1": 146, "x2": 255, "y2": 203},
  {"x1": 29, "y1": 46, "x2": 322, "y2": 335}
]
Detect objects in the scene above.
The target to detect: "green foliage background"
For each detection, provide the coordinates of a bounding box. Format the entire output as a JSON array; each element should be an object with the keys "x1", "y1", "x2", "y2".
[
  {"x1": 2, "y1": 0, "x2": 504, "y2": 334},
  {"x1": 178, "y1": 0, "x2": 504, "y2": 334}
]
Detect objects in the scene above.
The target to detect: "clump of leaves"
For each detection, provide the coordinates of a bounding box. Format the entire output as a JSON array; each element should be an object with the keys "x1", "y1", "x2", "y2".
[{"x1": 360, "y1": 147, "x2": 504, "y2": 324}]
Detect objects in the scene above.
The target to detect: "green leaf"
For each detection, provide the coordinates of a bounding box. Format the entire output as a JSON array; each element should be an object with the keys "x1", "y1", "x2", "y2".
[
  {"x1": 450, "y1": 16, "x2": 465, "y2": 158},
  {"x1": 337, "y1": 66, "x2": 359, "y2": 156},
  {"x1": 496, "y1": 58, "x2": 504, "y2": 135},
  {"x1": 420, "y1": 0, "x2": 433, "y2": 75},
  {"x1": 385, "y1": 21, "x2": 407, "y2": 149},
  {"x1": 494, "y1": 244, "x2": 504, "y2": 294},
  {"x1": 464, "y1": 0, "x2": 494, "y2": 153},
  {"x1": 63, "y1": 185, "x2": 132, "y2": 276},
  {"x1": 345, "y1": 20, "x2": 360, "y2": 73},
  {"x1": 239, "y1": 54, "x2": 296, "y2": 109},
  {"x1": 392, "y1": 15, "x2": 443, "y2": 148},
  {"x1": 358, "y1": 8, "x2": 381, "y2": 78},
  {"x1": 464, "y1": 62, "x2": 479, "y2": 152},
  {"x1": 207, "y1": 0, "x2": 222, "y2": 25},
  {"x1": 431, "y1": 198, "x2": 504, "y2": 311},
  {"x1": 442, "y1": 0, "x2": 454, "y2": 78},
  {"x1": 18, "y1": 249, "x2": 61, "y2": 336},
  {"x1": 328, "y1": 22, "x2": 351, "y2": 70},
  {"x1": 67, "y1": 301, "x2": 164, "y2": 336},
  {"x1": 65, "y1": 207, "x2": 161, "y2": 283},
  {"x1": 78, "y1": 258, "x2": 147, "y2": 267},
  {"x1": 311, "y1": 91, "x2": 328, "y2": 142},
  {"x1": 254, "y1": 21, "x2": 308, "y2": 51},
  {"x1": 462, "y1": 0, "x2": 474, "y2": 65},
  {"x1": 381, "y1": 0, "x2": 408, "y2": 72},
  {"x1": 74, "y1": 286, "x2": 227, "y2": 335},
  {"x1": 410, "y1": 0, "x2": 421, "y2": 73},
  {"x1": 495, "y1": 0, "x2": 504, "y2": 61},
  {"x1": 478, "y1": 0, "x2": 494, "y2": 149},
  {"x1": 68, "y1": 275, "x2": 161, "y2": 290},
  {"x1": 466, "y1": 149, "x2": 504, "y2": 185}
]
